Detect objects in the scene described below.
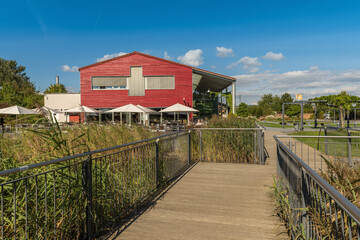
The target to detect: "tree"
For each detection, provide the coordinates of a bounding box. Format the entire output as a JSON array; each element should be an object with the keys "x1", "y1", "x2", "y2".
[
  {"x1": 236, "y1": 103, "x2": 249, "y2": 117},
  {"x1": 0, "y1": 58, "x2": 42, "y2": 107},
  {"x1": 44, "y1": 83, "x2": 67, "y2": 93},
  {"x1": 272, "y1": 95, "x2": 282, "y2": 113},
  {"x1": 258, "y1": 94, "x2": 275, "y2": 116},
  {"x1": 257, "y1": 94, "x2": 282, "y2": 115},
  {"x1": 315, "y1": 91, "x2": 359, "y2": 127},
  {"x1": 248, "y1": 105, "x2": 263, "y2": 118},
  {"x1": 286, "y1": 105, "x2": 301, "y2": 117},
  {"x1": 281, "y1": 93, "x2": 293, "y2": 104}
]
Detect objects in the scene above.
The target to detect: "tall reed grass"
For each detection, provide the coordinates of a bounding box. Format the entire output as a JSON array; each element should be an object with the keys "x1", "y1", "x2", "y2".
[{"x1": 192, "y1": 115, "x2": 260, "y2": 163}]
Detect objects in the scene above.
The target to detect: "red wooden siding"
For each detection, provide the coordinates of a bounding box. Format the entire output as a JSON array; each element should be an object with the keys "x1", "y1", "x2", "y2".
[{"x1": 80, "y1": 54, "x2": 193, "y2": 108}]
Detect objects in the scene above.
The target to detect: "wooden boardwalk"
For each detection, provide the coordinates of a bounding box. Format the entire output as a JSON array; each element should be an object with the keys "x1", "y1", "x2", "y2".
[{"x1": 110, "y1": 131, "x2": 288, "y2": 239}]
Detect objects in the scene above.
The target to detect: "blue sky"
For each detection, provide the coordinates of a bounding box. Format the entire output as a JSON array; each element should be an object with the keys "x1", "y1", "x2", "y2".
[{"x1": 1, "y1": 0, "x2": 360, "y2": 103}]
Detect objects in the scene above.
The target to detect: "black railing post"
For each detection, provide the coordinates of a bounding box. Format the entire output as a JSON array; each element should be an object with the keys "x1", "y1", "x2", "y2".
[
  {"x1": 188, "y1": 131, "x2": 191, "y2": 164},
  {"x1": 324, "y1": 127, "x2": 329, "y2": 155},
  {"x1": 155, "y1": 138, "x2": 160, "y2": 186},
  {"x1": 82, "y1": 156, "x2": 93, "y2": 240},
  {"x1": 199, "y1": 130, "x2": 203, "y2": 161},
  {"x1": 261, "y1": 130, "x2": 265, "y2": 164},
  {"x1": 347, "y1": 129, "x2": 353, "y2": 166}
]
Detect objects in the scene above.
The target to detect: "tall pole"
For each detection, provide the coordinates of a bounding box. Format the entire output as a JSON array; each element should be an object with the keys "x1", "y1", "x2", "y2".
[
  {"x1": 282, "y1": 103, "x2": 285, "y2": 128},
  {"x1": 300, "y1": 102, "x2": 304, "y2": 131},
  {"x1": 314, "y1": 103, "x2": 318, "y2": 128},
  {"x1": 347, "y1": 110, "x2": 350, "y2": 128}
]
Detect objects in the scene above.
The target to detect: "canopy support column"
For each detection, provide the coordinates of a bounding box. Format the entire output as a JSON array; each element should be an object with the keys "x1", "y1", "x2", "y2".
[
  {"x1": 112, "y1": 112, "x2": 114, "y2": 124},
  {"x1": 232, "y1": 82, "x2": 236, "y2": 114},
  {"x1": 120, "y1": 113, "x2": 122, "y2": 125}
]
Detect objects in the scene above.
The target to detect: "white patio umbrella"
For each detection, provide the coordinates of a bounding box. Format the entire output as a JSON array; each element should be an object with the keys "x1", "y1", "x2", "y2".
[
  {"x1": 137, "y1": 105, "x2": 157, "y2": 126},
  {"x1": 106, "y1": 104, "x2": 144, "y2": 126},
  {"x1": 0, "y1": 105, "x2": 40, "y2": 131},
  {"x1": 136, "y1": 105, "x2": 157, "y2": 113},
  {"x1": 64, "y1": 106, "x2": 99, "y2": 123},
  {"x1": 160, "y1": 103, "x2": 198, "y2": 124},
  {"x1": 33, "y1": 107, "x2": 61, "y2": 123}
]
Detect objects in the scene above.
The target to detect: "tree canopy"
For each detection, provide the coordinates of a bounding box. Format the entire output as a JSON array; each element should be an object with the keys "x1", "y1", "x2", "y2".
[
  {"x1": 313, "y1": 91, "x2": 359, "y2": 127},
  {"x1": 0, "y1": 58, "x2": 42, "y2": 108},
  {"x1": 44, "y1": 83, "x2": 67, "y2": 94}
]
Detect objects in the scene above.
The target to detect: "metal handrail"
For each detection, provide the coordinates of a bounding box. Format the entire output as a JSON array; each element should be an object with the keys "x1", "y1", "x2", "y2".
[
  {"x1": 274, "y1": 135, "x2": 360, "y2": 225},
  {"x1": 193, "y1": 127, "x2": 262, "y2": 130},
  {"x1": 275, "y1": 135, "x2": 360, "y2": 139},
  {"x1": 0, "y1": 130, "x2": 189, "y2": 177}
]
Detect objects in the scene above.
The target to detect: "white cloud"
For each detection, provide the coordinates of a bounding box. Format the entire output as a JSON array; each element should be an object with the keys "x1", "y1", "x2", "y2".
[
  {"x1": 262, "y1": 52, "x2": 285, "y2": 61},
  {"x1": 164, "y1": 51, "x2": 173, "y2": 60},
  {"x1": 216, "y1": 47, "x2": 234, "y2": 58},
  {"x1": 177, "y1": 49, "x2": 204, "y2": 67},
  {"x1": 233, "y1": 67, "x2": 360, "y2": 104},
  {"x1": 210, "y1": 65, "x2": 216, "y2": 69},
  {"x1": 227, "y1": 56, "x2": 261, "y2": 73},
  {"x1": 61, "y1": 65, "x2": 79, "y2": 72},
  {"x1": 96, "y1": 52, "x2": 127, "y2": 62}
]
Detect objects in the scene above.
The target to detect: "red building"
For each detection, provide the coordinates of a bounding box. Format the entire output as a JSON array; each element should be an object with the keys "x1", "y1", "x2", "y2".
[{"x1": 79, "y1": 51, "x2": 236, "y2": 113}]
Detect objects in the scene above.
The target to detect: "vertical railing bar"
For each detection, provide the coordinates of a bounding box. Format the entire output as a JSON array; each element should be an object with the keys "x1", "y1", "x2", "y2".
[
  {"x1": 314, "y1": 145, "x2": 316, "y2": 171},
  {"x1": 1, "y1": 185, "x2": 3, "y2": 240},
  {"x1": 335, "y1": 202, "x2": 339, "y2": 235},
  {"x1": 200, "y1": 130, "x2": 202, "y2": 162},
  {"x1": 45, "y1": 173, "x2": 48, "y2": 239},
  {"x1": 25, "y1": 179, "x2": 28, "y2": 240},
  {"x1": 61, "y1": 168, "x2": 64, "y2": 239},
  {"x1": 53, "y1": 171, "x2": 56, "y2": 238},
  {"x1": 349, "y1": 215, "x2": 353, "y2": 240},
  {"x1": 117, "y1": 152, "x2": 121, "y2": 209},
  {"x1": 13, "y1": 182, "x2": 16, "y2": 240},
  {"x1": 35, "y1": 176, "x2": 38, "y2": 237},
  {"x1": 341, "y1": 209, "x2": 346, "y2": 240}
]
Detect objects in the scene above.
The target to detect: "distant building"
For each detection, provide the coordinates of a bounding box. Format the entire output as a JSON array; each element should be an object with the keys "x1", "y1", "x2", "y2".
[
  {"x1": 79, "y1": 51, "x2": 236, "y2": 112},
  {"x1": 44, "y1": 93, "x2": 80, "y2": 122},
  {"x1": 45, "y1": 52, "x2": 236, "y2": 122}
]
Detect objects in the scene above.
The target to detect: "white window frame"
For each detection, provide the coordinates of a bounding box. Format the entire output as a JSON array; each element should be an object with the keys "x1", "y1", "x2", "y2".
[
  {"x1": 91, "y1": 76, "x2": 129, "y2": 90},
  {"x1": 144, "y1": 75, "x2": 175, "y2": 90}
]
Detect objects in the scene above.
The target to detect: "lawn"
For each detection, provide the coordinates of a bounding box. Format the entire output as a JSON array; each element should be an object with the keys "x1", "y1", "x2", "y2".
[{"x1": 288, "y1": 130, "x2": 360, "y2": 160}]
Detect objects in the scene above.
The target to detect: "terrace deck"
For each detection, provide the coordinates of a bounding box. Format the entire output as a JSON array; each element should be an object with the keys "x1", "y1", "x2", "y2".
[{"x1": 110, "y1": 131, "x2": 289, "y2": 239}]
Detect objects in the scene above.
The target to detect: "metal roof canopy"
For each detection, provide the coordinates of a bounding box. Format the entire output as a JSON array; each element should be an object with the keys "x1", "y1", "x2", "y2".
[
  {"x1": 282, "y1": 100, "x2": 327, "y2": 130},
  {"x1": 193, "y1": 69, "x2": 235, "y2": 93}
]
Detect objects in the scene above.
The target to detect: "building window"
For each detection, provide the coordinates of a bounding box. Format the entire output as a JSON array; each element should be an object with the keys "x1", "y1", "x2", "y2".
[
  {"x1": 145, "y1": 76, "x2": 175, "y2": 90},
  {"x1": 91, "y1": 76, "x2": 128, "y2": 90}
]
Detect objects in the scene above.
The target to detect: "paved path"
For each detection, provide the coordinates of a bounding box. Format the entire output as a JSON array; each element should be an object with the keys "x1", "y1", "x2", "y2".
[{"x1": 111, "y1": 131, "x2": 288, "y2": 240}]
